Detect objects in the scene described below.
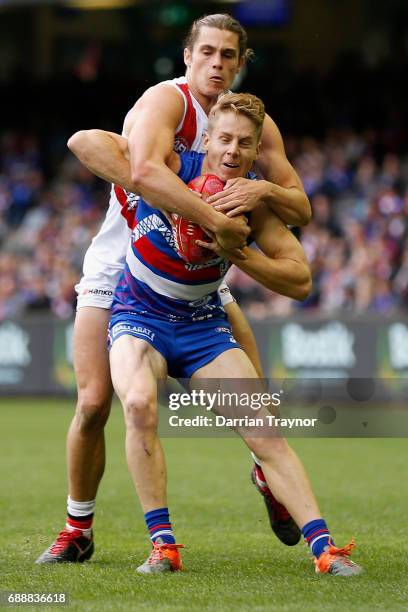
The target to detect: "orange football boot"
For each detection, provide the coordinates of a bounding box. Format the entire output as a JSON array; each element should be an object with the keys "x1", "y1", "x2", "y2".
[
  {"x1": 314, "y1": 539, "x2": 363, "y2": 576},
  {"x1": 136, "y1": 538, "x2": 184, "y2": 574}
]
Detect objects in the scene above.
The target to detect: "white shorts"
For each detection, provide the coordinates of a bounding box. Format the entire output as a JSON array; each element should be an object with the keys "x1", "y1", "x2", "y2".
[
  {"x1": 76, "y1": 186, "x2": 131, "y2": 310},
  {"x1": 75, "y1": 279, "x2": 117, "y2": 310},
  {"x1": 218, "y1": 280, "x2": 234, "y2": 308}
]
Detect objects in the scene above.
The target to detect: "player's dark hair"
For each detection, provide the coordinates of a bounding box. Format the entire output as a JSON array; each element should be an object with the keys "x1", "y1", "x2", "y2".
[{"x1": 184, "y1": 14, "x2": 254, "y2": 61}]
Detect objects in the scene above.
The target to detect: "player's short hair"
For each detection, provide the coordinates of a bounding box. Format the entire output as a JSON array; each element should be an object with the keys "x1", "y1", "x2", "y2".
[
  {"x1": 208, "y1": 93, "x2": 265, "y2": 140},
  {"x1": 184, "y1": 13, "x2": 253, "y2": 61}
]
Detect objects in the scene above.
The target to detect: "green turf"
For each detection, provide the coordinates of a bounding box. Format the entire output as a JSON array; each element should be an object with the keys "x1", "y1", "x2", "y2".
[{"x1": 1, "y1": 398, "x2": 407, "y2": 611}]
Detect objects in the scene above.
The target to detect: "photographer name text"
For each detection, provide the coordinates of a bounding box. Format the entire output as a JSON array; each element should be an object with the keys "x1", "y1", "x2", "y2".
[{"x1": 168, "y1": 415, "x2": 318, "y2": 429}]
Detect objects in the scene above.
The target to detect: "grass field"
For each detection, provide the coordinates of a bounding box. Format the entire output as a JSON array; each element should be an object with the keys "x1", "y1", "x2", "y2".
[{"x1": 1, "y1": 398, "x2": 407, "y2": 611}]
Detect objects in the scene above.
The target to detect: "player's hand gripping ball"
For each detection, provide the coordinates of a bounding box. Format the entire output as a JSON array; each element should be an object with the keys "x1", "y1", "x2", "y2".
[{"x1": 171, "y1": 174, "x2": 225, "y2": 264}]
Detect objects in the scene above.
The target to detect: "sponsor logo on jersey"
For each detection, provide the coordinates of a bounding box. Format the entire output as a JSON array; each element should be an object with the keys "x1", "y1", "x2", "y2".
[
  {"x1": 81, "y1": 288, "x2": 114, "y2": 296},
  {"x1": 184, "y1": 257, "x2": 223, "y2": 271}
]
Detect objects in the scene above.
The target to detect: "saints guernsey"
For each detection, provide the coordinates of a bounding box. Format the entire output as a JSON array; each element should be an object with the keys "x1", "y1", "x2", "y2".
[
  {"x1": 76, "y1": 76, "x2": 212, "y2": 308},
  {"x1": 112, "y1": 152, "x2": 231, "y2": 322}
]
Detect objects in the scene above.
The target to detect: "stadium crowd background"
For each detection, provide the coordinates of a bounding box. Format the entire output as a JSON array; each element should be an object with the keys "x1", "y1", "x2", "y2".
[{"x1": 0, "y1": 0, "x2": 407, "y2": 322}]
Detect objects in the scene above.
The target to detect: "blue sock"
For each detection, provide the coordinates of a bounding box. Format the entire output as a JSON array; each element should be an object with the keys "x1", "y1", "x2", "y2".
[
  {"x1": 144, "y1": 507, "x2": 175, "y2": 544},
  {"x1": 301, "y1": 519, "x2": 334, "y2": 558}
]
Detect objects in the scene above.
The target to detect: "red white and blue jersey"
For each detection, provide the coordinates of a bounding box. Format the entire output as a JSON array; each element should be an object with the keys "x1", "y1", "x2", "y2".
[{"x1": 112, "y1": 152, "x2": 230, "y2": 322}]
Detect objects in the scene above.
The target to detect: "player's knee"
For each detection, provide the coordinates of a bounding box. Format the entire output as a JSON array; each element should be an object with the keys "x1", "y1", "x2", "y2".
[
  {"x1": 122, "y1": 392, "x2": 158, "y2": 433},
  {"x1": 75, "y1": 393, "x2": 111, "y2": 433}
]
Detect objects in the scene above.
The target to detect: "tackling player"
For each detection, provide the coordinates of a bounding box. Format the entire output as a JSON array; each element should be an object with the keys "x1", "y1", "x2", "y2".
[{"x1": 36, "y1": 14, "x2": 309, "y2": 565}]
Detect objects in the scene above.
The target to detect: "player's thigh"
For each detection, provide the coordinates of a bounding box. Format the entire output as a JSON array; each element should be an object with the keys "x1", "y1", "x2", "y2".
[
  {"x1": 192, "y1": 348, "x2": 274, "y2": 443},
  {"x1": 73, "y1": 306, "x2": 112, "y2": 400},
  {"x1": 191, "y1": 347, "x2": 258, "y2": 379},
  {"x1": 109, "y1": 335, "x2": 167, "y2": 403}
]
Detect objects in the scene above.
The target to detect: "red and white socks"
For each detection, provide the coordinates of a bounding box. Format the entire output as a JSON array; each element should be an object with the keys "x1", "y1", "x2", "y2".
[{"x1": 66, "y1": 496, "x2": 95, "y2": 539}]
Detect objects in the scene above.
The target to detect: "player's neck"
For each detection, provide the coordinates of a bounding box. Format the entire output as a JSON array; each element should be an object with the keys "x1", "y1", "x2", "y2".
[
  {"x1": 201, "y1": 155, "x2": 212, "y2": 175},
  {"x1": 186, "y1": 78, "x2": 220, "y2": 115}
]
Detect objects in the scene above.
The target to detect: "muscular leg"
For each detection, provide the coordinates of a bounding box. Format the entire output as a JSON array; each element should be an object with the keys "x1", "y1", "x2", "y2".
[
  {"x1": 67, "y1": 307, "x2": 113, "y2": 500},
  {"x1": 36, "y1": 307, "x2": 113, "y2": 564},
  {"x1": 109, "y1": 336, "x2": 168, "y2": 512},
  {"x1": 192, "y1": 349, "x2": 321, "y2": 528}
]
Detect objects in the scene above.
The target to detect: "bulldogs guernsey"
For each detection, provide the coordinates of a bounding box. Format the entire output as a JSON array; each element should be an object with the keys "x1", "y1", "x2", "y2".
[
  {"x1": 109, "y1": 150, "x2": 246, "y2": 378},
  {"x1": 111, "y1": 151, "x2": 230, "y2": 324},
  {"x1": 76, "y1": 76, "x2": 212, "y2": 309}
]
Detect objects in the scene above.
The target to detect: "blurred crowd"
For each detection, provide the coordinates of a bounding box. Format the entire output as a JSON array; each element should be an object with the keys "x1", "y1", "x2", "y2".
[
  {"x1": 228, "y1": 128, "x2": 408, "y2": 318},
  {"x1": 0, "y1": 133, "x2": 107, "y2": 320},
  {"x1": 0, "y1": 127, "x2": 407, "y2": 321}
]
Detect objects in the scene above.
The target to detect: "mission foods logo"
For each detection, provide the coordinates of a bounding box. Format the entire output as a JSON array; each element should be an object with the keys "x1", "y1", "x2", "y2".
[
  {"x1": 388, "y1": 323, "x2": 408, "y2": 369},
  {"x1": 281, "y1": 322, "x2": 356, "y2": 369},
  {"x1": 0, "y1": 321, "x2": 31, "y2": 385},
  {"x1": 0, "y1": 322, "x2": 31, "y2": 367}
]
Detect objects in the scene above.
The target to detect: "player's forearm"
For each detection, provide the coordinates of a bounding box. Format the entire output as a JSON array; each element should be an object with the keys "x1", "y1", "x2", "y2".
[
  {"x1": 68, "y1": 130, "x2": 136, "y2": 193},
  {"x1": 229, "y1": 247, "x2": 312, "y2": 301},
  {"x1": 258, "y1": 181, "x2": 312, "y2": 226},
  {"x1": 131, "y1": 160, "x2": 226, "y2": 232}
]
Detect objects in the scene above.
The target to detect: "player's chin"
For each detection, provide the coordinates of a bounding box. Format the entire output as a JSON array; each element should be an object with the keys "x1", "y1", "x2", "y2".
[
  {"x1": 206, "y1": 81, "x2": 225, "y2": 95},
  {"x1": 218, "y1": 165, "x2": 241, "y2": 181}
]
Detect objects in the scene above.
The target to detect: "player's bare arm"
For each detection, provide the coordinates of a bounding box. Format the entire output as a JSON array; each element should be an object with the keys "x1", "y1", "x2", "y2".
[
  {"x1": 207, "y1": 114, "x2": 312, "y2": 226},
  {"x1": 68, "y1": 130, "x2": 135, "y2": 192},
  {"x1": 68, "y1": 130, "x2": 181, "y2": 193},
  {"x1": 125, "y1": 84, "x2": 249, "y2": 249},
  {"x1": 197, "y1": 202, "x2": 312, "y2": 301}
]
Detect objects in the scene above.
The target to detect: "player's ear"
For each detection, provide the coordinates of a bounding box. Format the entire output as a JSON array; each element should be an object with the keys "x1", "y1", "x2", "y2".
[
  {"x1": 237, "y1": 55, "x2": 245, "y2": 73},
  {"x1": 203, "y1": 130, "x2": 210, "y2": 151},
  {"x1": 255, "y1": 140, "x2": 262, "y2": 157},
  {"x1": 184, "y1": 47, "x2": 192, "y2": 68}
]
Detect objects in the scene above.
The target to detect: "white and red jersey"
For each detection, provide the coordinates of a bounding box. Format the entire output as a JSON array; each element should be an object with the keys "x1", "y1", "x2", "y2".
[
  {"x1": 76, "y1": 76, "x2": 210, "y2": 308},
  {"x1": 167, "y1": 77, "x2": 209, "y2": 154}
]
